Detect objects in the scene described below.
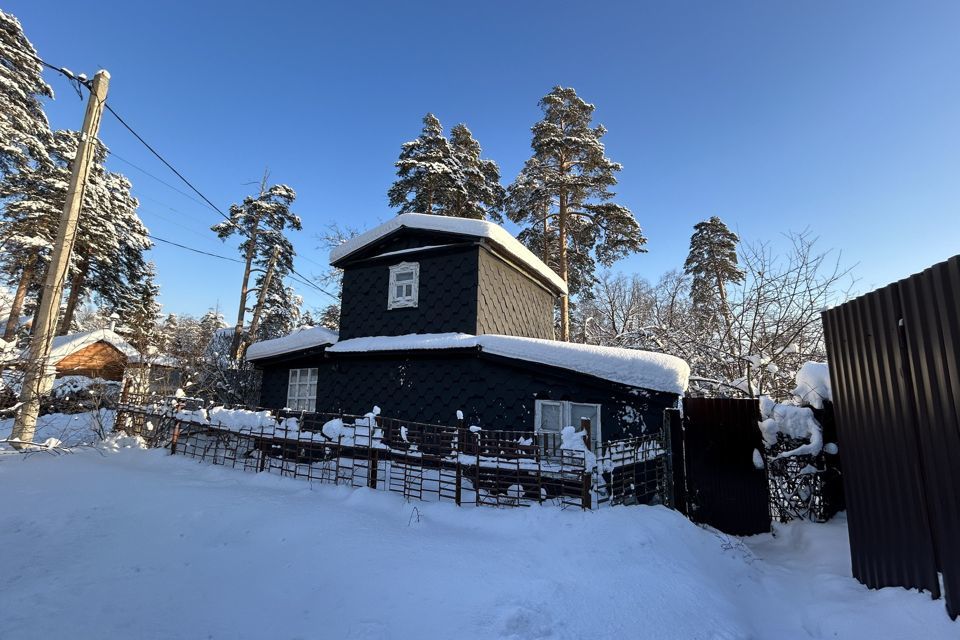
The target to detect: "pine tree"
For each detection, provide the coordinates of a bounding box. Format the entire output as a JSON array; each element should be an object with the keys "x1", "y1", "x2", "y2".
[
  {"x1": 0, "y1": 130, "x2": 150, "y2": 337},
  {"x1": 683, "y1": 216, "x2": 744, "y2": 327},
  {"x1": 387, "y1": 115, "x2": 504, "y2": 220},
  {"x1": 447, "y1": 124, "x2": 504, "y2": 221},
  {"x1": 507, "y1": 86, "x2": 646, "y2": 340},
  {"x1": 318, "y1": 304, "x2": 340, "y2": 331},
  {"x1": 212, "y1": 177, "x2": 301, "y2": 359},
  {"x1": 116, "y1": 262, "x2": 161, "y2": 353},
  {"x1": 388, "y1": 113, "x2": 459, "y2": 215},
  {"x1": 0, "y1": 10, "x2": 53, "y2": 178}
]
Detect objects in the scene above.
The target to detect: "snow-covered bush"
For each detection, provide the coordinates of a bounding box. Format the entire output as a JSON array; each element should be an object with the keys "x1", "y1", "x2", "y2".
[{"x1": 760, "y1": 362, "x2": 842, "y2": 523}]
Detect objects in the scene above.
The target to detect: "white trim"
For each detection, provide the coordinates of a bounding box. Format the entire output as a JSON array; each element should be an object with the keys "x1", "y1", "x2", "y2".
[
  {"x1": 387, "y1": 261, "x2": 419, "y2": 310},
  {"x1": 286, "y1": 368, "x2": 318, "y2": 412},
  {"x1": 534, "y1": 399, "x2": 602, "y2": 445}
]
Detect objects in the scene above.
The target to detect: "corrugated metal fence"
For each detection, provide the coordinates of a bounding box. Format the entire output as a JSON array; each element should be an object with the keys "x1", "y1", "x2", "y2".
[{"x1": 822, "y1": 254, "x2": 960, "y2": 620}]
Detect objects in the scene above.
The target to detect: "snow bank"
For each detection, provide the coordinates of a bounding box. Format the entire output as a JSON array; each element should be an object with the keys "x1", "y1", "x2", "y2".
[
  {"x1": 759, "y1": 395, "x2": 823, "y2": 458},
  {"x1": 0, "y1": 409, "x2": 114, "y2": 448},
  {"x1": 793, "y1": 361, "x2": 832, "y2": 409},
  {"x1": 329, "y1": 332, "x2": 690, "y2": 395},
  {"x1": 246, "y1": 325, "x2": 339, "y2": 361},
  {"x1": 1, "y1": 449, "x2": 955, "y2": 639},
  {"x1": 328, "y1": 212, "x2": 568, "y2": 293}
]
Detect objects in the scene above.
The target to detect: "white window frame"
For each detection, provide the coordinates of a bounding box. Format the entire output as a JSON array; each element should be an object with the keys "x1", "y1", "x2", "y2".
[
  {"x1": 387, "y1": 261, "x2": 419, "y2": 310},
  {"x1": 287, "y1": 368, "x2": 318, "y2": 412},
  {"x1": 534, "y1": 399, "x2": 602, "y2": 444}
]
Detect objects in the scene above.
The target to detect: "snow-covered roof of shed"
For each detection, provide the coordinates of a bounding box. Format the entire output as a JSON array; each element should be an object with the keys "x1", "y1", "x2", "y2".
[
  {"x1": 329, "y1": 213, "x2": 568, "y2": 294},
  {"x1": 24, "y1": 329, "x2": 140, "y2": 363},
  {"x1": 245, "y1": 326, "x2": 339, "y2": 361},
  {"x1": 326, "y1": 333, "x2": 689, "y2": 395}
]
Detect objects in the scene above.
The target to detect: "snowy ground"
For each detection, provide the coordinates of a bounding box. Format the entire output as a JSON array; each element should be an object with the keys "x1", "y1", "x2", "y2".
[
  {"x1": 0, "y1": 409, "x2": 114, "y2": 447},
  {"x1": 1, "y1": 421, "x2": 955, "y2": 639}
]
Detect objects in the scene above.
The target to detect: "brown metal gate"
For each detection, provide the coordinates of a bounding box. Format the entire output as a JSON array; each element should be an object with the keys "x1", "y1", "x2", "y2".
[{"x1": 823, "y1": 254, "x2": 960, "y2": 620}]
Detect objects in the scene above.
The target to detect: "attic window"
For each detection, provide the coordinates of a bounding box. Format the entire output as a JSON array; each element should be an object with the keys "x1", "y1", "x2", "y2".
[{"x1": 388, "y1": 262, "x2": 419, "y2": 309}]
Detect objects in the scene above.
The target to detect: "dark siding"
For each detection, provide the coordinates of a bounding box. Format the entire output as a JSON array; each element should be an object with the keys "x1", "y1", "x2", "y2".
[
  {"x1": 476, "y1": 246, "x2": 555, "y2": 339},
  {"x1": 338, "y1": 245, "x2": 480, "y2": 339},
  {"x1": 823, "y1": 254, "x2": 960, "y2": 619},
  {"x1": 257, "y1": 350, "x2": 677, "y2": 441}
]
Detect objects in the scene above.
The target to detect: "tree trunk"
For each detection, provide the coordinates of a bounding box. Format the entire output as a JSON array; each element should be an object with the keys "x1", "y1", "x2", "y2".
[
  {"x1": 241, "y1": 246, "x2": 280, "y2": 359},
  {"x1": 231, "y1": 226, "x2": 260, "y2": 361},
  {"x1": 715, "y1": 269, "x2": 735, "y2": 355},
  {"x1": 57, "y1": 255, "x2": 89, "y2": 336},
  {"x1": 3, "y1": 257, "x2": 36, "y2": 341},
  {"x1": 558, "y1": 189, "x2": 569, "y2": 341}
]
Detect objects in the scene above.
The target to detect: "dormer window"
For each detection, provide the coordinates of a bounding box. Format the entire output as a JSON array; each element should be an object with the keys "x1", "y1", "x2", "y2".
[{"x1": 388, "y1": 262, "x2": 419, "y2": 309}]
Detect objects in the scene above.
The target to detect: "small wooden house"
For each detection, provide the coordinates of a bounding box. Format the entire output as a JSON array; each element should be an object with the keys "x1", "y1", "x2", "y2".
[
  {"x1": 10, "y1": 329, "x2": 179, "y2": 394},
  {"x1": 43, "y1": 329, "x2": 138, "y2": 380},
  {"x1": 247, "y1": 214, "x2": 689, "y2": 444}
]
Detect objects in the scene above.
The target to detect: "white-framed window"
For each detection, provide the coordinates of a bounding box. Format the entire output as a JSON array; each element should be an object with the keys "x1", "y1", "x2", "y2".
[
  {"x1": 387, "y1": 261, "x2": 419, "y2": 309},
  {"x1": 534, "y1": 400, "x2": 601, "y2": 446},
  {"x1": 287, "y1": 368, "x2": 318, "y2": 412}
]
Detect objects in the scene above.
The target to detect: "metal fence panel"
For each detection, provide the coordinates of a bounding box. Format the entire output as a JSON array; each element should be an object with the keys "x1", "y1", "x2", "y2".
[
  {"x1": 823, "y1": 254, "x2": 960, "y2": 619},
  {"x1": 682, "y1": 397, "x2": 770, "y2": 536}
]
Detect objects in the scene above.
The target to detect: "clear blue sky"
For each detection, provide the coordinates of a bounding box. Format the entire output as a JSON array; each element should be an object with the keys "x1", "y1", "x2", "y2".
[{"x1": 8, "y1": 1, "x2": 960, "y2": 317}]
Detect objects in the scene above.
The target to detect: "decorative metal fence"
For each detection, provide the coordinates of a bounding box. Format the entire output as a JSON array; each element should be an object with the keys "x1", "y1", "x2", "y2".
[{"x1": 115, "y1": 396, "x2": 669, "y2": 510}]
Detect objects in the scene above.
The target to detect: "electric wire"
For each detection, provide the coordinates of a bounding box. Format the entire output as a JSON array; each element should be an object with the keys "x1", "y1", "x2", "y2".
[{"x1": 1, "y1": 42, "x2": 338, "y2": 302}]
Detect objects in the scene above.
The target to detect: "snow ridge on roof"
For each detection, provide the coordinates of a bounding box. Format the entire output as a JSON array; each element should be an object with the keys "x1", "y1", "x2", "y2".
[
  {"x1": 33, "y1": 329, "x2": 139, "y2": 362},
  {"x1": 245, "y1": 326, "x2": 339, "y2": 361},
  {"x1": 328, "y1": 213, "x2": 568, "y2": 294},
  {"x1": 327, "y1": 332, "x2": 689, "y2": 395}
]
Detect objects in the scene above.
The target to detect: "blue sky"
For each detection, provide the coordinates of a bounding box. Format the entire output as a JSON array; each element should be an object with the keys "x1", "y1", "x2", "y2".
[{"x1": 8, "y1": 1, "x2": 960, "y2": 317}]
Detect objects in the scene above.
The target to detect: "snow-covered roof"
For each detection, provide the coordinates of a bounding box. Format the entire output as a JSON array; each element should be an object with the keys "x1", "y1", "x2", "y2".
[
  {"x1": 326, "y1": 333, "x2": 689, "y2": 395},
  {"x1": 245, "y1": 326, "x2": 340, "y2": 361},
  {"x1": 329, "y1": 213, "x2": 568, "y2": 294},
  {"x1": 21, "y1": 329, "x2": 140, "y2": 363}
]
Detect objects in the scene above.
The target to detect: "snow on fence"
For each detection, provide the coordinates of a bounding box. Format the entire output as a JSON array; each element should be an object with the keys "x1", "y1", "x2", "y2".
[{"x1": 115, "y1": 396, "x2": 668, "y2": 510}]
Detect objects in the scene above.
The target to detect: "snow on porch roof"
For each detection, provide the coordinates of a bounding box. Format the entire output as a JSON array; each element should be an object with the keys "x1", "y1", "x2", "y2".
[
  {"x1": 245, "y1": 325, "x2": 340, "y2": 361},
  {"x1": 328, "y1": 213, "x2": 569, "y2": 295},
  {"x1": 327, "y1": 333, "x2": 690, "y2": 395}
]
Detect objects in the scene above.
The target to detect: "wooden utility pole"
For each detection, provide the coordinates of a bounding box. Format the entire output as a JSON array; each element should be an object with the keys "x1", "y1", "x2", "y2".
[
  {"x1": 238, "y1": 244, "x2": 280, "y2": 359},
  {"x1": 10, "y1": 70, "x2": 110, "y2": 448}
]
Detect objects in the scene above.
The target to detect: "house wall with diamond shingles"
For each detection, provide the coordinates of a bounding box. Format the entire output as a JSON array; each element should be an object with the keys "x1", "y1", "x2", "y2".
[
  {"x1": 338, "y1": 245, "x2": 480, "y2": 340},
  {"x1": 476, "y1": 246, "x2": 555, "y2": 340},
  {"x1": 258, "y1": 350, "x2": 676, "y2": 441}
]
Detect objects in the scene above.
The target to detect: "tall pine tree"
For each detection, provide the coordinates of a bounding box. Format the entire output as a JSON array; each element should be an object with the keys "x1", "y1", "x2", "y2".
[
  {"x1": 388, "y1": 114, "x2": 503, "y2": 219},
  {"x1": 0, "y1": 10, "x2": 53, "y2": 177},
  {"x1": 683, "y1": 216, "x2": 744, "y2": 349},
  {"x1": 507, "y1": 86, "x2": 645, "y2": 340},
  {"x1": 212, "y1": 178, "x2": 301, "y2": 359},
  {"x1": 116, "y1": 262, "x2": 162, "y2": 353},
  {"x1": 0, "y1": 130, "x2": 150, "y2": 339},
  {"x1": 447, "y1": 124, "x2": 504, "y2": 221},
  {"x1": 388, "y1": 113, "x2": 457, "y2": 215}
]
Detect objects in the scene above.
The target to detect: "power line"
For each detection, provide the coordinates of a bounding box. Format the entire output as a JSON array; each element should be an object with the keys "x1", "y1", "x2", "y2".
[
  {"x1": 2, "y1": 42, "x2": 338, "y2": 303},
  {"x1": 102, "y1": 104, "x2": 337, "y2": 301},
  {"x1": 108, "y1": 151, "x2": 212, "y2": 209},
  {"x1": 147, "y1": 234, "x2": 242, "y2": 263}
]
